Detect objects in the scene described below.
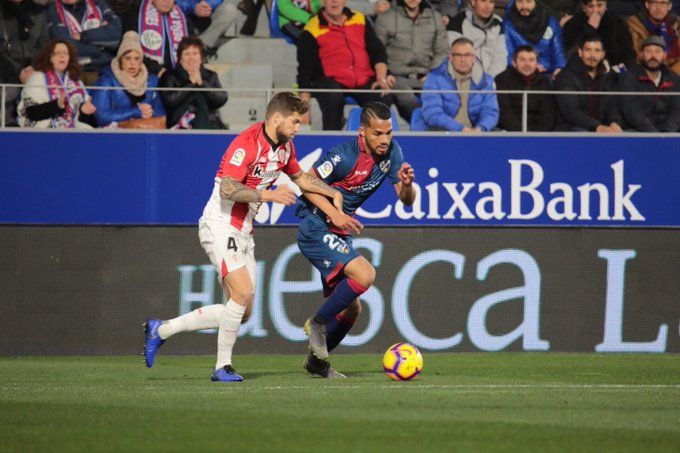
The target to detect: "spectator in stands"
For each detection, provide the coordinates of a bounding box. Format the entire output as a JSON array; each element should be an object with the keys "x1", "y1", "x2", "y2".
[
  {"x1": 92, "y1": 31, "x2": 165, "y2": 127},
  {"x1": 297, "y1": 0, "x2": 393, "y2": 130},
  {"x1": 0, "y1": 0, "x2": 48, "y2": 126},
  {"x1": 447, "y1": 0, "x2": 507, "y2": 77},
  {"x1": 374, "y1": 0, "x2": 448, "y2": 123},
  {"x1": 277, "y1": 0, "x2": 321, "y2": 44},
  {"x1": 495, "y1": 45, "x2": 556, "y2": 130},
  {"x1": 554, "y1": 34, "x2": 623, "y2": 131},
  {"x1": 121, "y1": 0, "x2": 192, "y2": 77},
  {"x1": 563, "y1": 0, "x2": 635, "y2": 70},
  {"x1": 46, "y1": 0, "x2": 122, "y2": 75},
  {"x1": 504, "y1": 0, "x2": 565, "y2": 77},
  {"x1": 626, "y1": 0, "x2": 680, "y2": 74},
  {"x1": 345, "y1": 0, "x2": 390, "y2": 18},
  {"x1": 17, "y1": 38, "x2": 96, "y2": 127},
  {"x1": 175, "y1": 0, "x2": 239, "y2": 51},
  {"x1": 618, "y1": 35, "x2": 680, "y2": 131},
  {"x1": 422, "y1": 37, "x2": 499, "y2": 132},
  {"x1": 160, "y1": 36, "x2": 227, "y2": 128}
]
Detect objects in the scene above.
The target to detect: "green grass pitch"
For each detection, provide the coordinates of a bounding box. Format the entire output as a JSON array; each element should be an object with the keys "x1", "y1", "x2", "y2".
[{"x1": 1, "y1": 353, "x2": 679, "y2": 452}]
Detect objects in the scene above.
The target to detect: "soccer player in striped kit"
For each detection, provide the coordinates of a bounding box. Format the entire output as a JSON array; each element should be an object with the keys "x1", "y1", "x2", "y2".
[
  {"x1": 143, "y1": 92, "x2": 347, "y2": 382},
  {"x1": 297, "y1": 101, "x2": 415, "y2": 377}
]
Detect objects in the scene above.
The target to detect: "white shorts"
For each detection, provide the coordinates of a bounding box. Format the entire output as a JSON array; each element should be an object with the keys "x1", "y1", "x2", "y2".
[{"x1": 198, "y1": 217, "x2": 257, "y2": 287}]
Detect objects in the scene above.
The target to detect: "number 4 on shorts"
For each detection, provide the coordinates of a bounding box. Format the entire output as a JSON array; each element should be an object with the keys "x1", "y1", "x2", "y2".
[{"x1": 227, "y1": 237, "x2": 238, "y2": 252}]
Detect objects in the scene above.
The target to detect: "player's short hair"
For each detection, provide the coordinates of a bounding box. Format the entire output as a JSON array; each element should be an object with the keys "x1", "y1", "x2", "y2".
[
  {"x1": 360, "y1": 101, "x2": 391, "y2": 126},
  {"x1": 451, "y1": 37, "x2": 474, "y2": 49},
  {"x1": 266, "y1": 92, "x2": 309, "y2": 119},
  {"x1": 513, "y1": 45, "x2": 538, "y2": 60}
]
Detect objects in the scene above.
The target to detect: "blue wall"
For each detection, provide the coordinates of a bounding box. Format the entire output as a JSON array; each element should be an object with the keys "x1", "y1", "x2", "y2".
[{"x1": 1, "y1": 131, "x2": 678, "y2": 226}]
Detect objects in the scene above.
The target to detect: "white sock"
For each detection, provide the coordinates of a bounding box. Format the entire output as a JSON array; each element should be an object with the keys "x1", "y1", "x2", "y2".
[
  {"x1": 215, "y1": 299, "x2": 247, "y2": 370},
  {"x1": 157, "y1": 304, "x2": 225, "y2": 339}
]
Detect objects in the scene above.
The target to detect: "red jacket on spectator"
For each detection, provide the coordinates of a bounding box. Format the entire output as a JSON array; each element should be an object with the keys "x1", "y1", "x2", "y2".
[{"x1": 297, "y1": 7, "x2": 386, "y2": 89}]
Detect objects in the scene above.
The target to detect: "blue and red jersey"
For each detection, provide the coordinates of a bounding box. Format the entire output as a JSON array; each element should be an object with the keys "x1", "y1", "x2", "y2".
[{"x1": 295, "y1": 136, "x2": 404, "y2": 228}]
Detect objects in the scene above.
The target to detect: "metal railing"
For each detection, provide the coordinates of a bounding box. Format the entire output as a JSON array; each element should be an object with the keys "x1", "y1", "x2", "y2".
[{"x1": 2, "y1": 83, "x2": 679, "y2": 133}]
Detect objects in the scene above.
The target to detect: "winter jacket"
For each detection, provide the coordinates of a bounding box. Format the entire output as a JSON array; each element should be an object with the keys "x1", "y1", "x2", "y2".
[
  {"x1": 553, "y1": 55, "x2": 623, "y2": 130},
  {"x1": 160, "y1": 63, "x2": 227, "y2": 129},
  {"x1": 618, "y1": 63, "x2": 680, "y2": 132},
  {"x1": 563, "y1": 10, "x2": 635, "y2": 69},
  {"x1": 626, "y1": 11, "x2": 680, "y2": 75},
  {"x1": 47, "y1": 0, "x2": 121, "y2": 69},
  {"x1": 91, "y1": 66, "x2": 164, "y2": 126},
  {"x1": 446, "y1": 7, "x2": 507, "y2": 77},
  {"x1": 175, "y1": 0, "x2": 224, "y2": 16},
  {"x1": 374, "y1": 0, "x2": 448, "y2": 78},
  {"x1": 277, "y1": 0, "x2": 321, "y2": 29},
  {"x1": 494, "y1": 66, "x2": 556, "y2": 131},
  {"x1": 0, "y1": 0, "x2": 48, "y2": 75},
  {"x1": 297, "y1": 8, "x2": 386, "y2": 89},
  {"x1": 422, "y1": 58, "x2": 499, "y2": 131},
  {"x1": 503, "y1": 1, "x2": 566, "y2": 73}
]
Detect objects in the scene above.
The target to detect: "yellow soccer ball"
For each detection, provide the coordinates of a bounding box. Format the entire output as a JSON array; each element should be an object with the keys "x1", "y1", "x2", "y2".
[{"x1": 382, "y1": 342, "x2": 423, "y2": 381}]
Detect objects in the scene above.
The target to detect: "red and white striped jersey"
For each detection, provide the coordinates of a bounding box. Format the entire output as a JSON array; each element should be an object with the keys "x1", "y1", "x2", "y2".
[{"x1": 202, "y1": 122, "x2": 301, "y2": 234}]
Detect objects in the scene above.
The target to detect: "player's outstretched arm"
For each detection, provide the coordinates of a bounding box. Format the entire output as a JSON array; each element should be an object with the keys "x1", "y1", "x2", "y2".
[
  {"x1": 394, "y1": 163, "x2": 415, "y2": 206},
  {"x1": 304, "y1": 192, "x2": 364, "y2": 235},
  {"x1": 290, "y1": 170, "x2": 344, "y2": 213},
  {"x1": 220, "y1": 177, "x2": 296, "y2": 205}
]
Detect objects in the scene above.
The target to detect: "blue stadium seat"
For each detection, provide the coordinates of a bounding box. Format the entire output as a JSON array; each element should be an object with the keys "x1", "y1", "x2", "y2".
[
  {"x1": 269, "y1": 0, "x2": 294, "y2": 44},
  {"x1": 409, "y1": 107, "x2": 426, "y2": 131},
  {"x1": 345, "y1": 107, "x2": 400, "y2": 131}
]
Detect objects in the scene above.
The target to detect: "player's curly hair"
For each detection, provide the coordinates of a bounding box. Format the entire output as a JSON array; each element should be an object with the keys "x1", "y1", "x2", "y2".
[
  {"x1": 34, "y1": 39, "x2": 81, "y2": 81},
  {"x1": 266, "y1": 92, "x2": 309, "y2": 119}
]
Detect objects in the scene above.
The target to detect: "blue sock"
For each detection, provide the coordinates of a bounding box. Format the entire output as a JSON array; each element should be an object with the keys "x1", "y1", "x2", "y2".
[
  {"x1": 314, "y1": 278, "x2": 367, "y2": 324},
  {"x1": 326, "y1": 313, "x2": 357, "y2": 352}
]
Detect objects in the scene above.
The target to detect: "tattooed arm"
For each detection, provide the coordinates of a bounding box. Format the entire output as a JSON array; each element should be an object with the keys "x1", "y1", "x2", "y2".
[
  {"x1": 289, "y1": 170, "x2": 344, "y2": 212},
  {"x1": 219, "y1": 177, "x2": 296, "y2": 205}
]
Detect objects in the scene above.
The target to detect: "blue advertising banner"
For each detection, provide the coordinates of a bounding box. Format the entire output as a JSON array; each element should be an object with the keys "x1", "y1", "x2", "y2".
[{"x1": 1, "y1": 131, "x2": 678, "y2": 226}]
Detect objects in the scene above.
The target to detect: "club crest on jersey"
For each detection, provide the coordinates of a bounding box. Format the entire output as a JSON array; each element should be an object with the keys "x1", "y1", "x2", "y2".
[
  {"x1": 317, "y1": 161, "x2": 333, "y2": 178},
  {"x1": 379, "y1": 160, "x2": 391, "y2": 174},
  {"x1": 252, "y1": 165, "x2": 280, "y2": 179},
  {"x1": 230, "y1": 148, "x2": 246, "y2": 166}
]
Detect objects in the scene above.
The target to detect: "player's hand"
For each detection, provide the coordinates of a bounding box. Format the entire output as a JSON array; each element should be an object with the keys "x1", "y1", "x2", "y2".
[
  {"x1": 330, "y1": 213, "x2": 363, "y2": 235},
  {"x1": 331, "y1": 191, "x2": 344, "y2": 213},
  {"x1": 261, "y1": 184, "x2": 297, "y2": 205},
  {"x1": 397, "y1": 163, "x2": 414, "y2": 186}
]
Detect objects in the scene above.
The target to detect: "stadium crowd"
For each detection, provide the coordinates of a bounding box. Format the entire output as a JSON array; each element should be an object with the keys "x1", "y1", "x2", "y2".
[{"x1": 1, "y1": 0, "x2": 679, "y2": 131}]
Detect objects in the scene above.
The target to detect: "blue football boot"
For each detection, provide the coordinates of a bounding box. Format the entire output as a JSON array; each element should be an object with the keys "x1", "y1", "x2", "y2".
[
  {"x1": 143, "y1": 319, "x2": 165, "y2": 368},
  {"x1": 211, "y1": 365, "x2": 244, "y2": 382}
]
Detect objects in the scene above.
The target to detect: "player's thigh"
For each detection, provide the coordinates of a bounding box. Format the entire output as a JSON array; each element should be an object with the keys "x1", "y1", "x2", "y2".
[
  {"x1": 199, "y1": 218, "x2": 253, "y2": 301},
  {"x1": 343, "y1": 255, "x2": 376, "y2": 288},
  {"x1": 297, "y1": 219, "x2": 361, "y2": 286}
]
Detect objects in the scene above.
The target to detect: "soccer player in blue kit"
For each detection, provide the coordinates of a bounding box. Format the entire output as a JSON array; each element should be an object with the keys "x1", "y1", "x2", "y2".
[{"x1": 296, "y1": 102, "x2": 415, "y2": 378}]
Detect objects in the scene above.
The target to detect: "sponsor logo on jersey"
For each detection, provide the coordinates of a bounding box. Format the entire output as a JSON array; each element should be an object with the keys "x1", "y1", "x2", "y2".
[
  {"x1": 317, "y1": 161, "x2": 333, "y2": 178},
  {"x1": 379, "y1": 160, "x2": 391, "y2": 174},
  {"x1": 230, "y1": 148, "x2": 246, "y2": 166},
  {"x1": 354, "y1": 170, "x2": 368, "y2": 176},
  {"x1": 252, "y1": 166, "x2": 281, "y2": 179}
]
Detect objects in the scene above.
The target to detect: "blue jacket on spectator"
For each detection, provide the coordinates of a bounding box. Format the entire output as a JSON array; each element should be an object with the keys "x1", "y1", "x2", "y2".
[
  {"x1": 503, "y1": 0, "x2": 565, "y2": 73},
  {"x1": 421, "y1": 58, "x2": 499, "y2": 132},
  {"x1": 175, "y1": 0, "x2": 224, "y2": 15},
  {"x1": 92, "y1": 67, "x2": 164, "y2": 126},
  {"x1": 47, "y1": 0, "x2": 121, "y2": 70}
]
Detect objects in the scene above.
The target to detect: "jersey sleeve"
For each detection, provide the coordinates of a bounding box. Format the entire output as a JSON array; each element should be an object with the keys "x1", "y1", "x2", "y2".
[
  {"x1": 283, "y1": 143, "x2": 302, "y2": 175},
  {"x1": 217, "y1": 136, "x2": 257, "y2": 182},
  {"x1": 311, "y1": 146, "x2": 350, "y2": 185},
  {"x1": 387, "y1": 141, "x2": 405, "y2": 185}
]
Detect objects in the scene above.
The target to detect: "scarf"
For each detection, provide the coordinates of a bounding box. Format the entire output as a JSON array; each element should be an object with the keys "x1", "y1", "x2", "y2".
[
  {"x1": 448, "y1": 61, "x2": 473, "y2": 128},
  {"x1": 44, "y1": 70, "x2": 86, "y2": 128},
  {"x1": 54, "y1": 0, "x2": 103, "y2": 37},
  {"x1": 645, "y1": 16, "x2": 680, "y2": 59},
  {"x1": 110, "y1": 57, "x2": 148, "y2": 96},
  {"x1": 507, "y1": 2, "x2": 549, "y2": 45},
  {"x1": 138, "y1": 0, "x2": 188, "y2": 67}
]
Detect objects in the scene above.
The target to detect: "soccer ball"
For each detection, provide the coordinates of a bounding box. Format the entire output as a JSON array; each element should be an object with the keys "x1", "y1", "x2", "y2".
[{"x1": 382, "y1": 342, "x2": 423, "y2": 381}]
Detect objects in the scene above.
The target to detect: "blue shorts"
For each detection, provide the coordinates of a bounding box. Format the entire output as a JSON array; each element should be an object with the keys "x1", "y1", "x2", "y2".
[{"x1": 296, "y1": 216, "x2": 360, "y2": 296}]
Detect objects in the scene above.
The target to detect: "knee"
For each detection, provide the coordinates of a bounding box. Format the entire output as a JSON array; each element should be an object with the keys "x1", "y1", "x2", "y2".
[
  {"x1": 348, "y1": 261, "x2": 375, "y2": 289},
  {"x1": 230, "y1": 287, "x2": 253, "y2": 306}
]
